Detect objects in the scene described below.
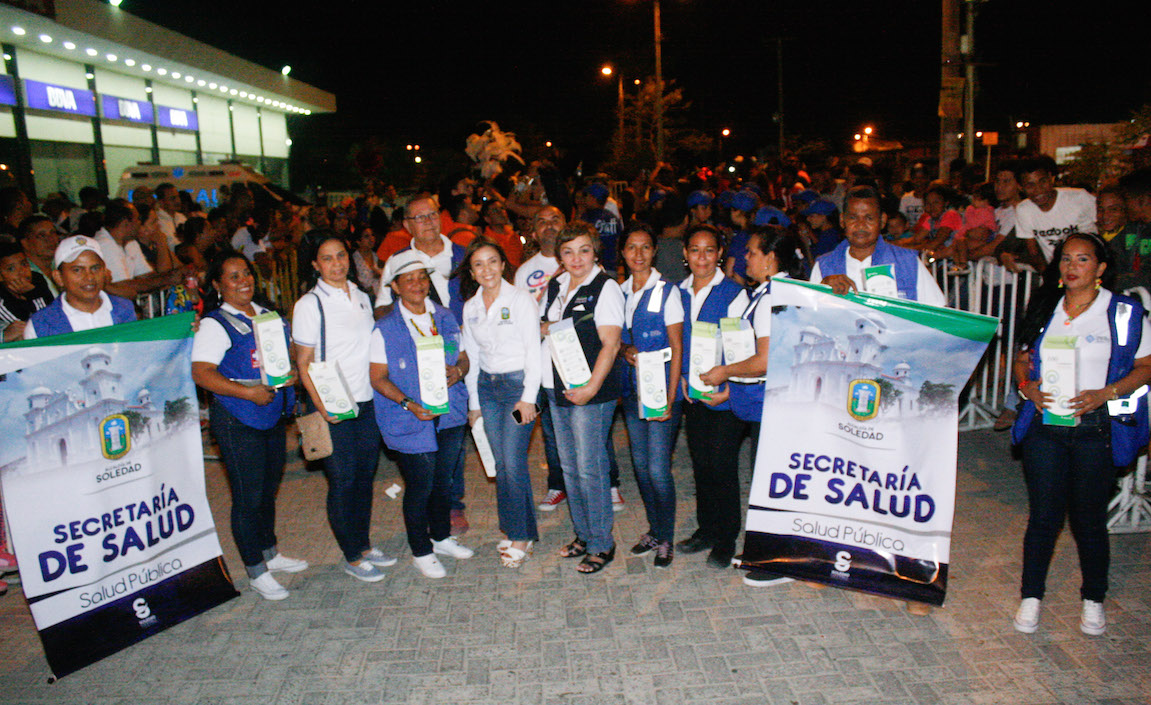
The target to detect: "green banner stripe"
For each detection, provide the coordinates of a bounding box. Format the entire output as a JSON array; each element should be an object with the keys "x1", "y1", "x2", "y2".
[
  {"x1": 0, "y1": 313, "x2": 196, "y2": 349},
  {"x1": 781, "y1": 279, "x2": 999, "y2": 343}
]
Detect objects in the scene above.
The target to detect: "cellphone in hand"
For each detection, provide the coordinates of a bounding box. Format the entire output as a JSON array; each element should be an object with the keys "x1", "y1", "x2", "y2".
[{"x1": 511, "y1": 404, "x2": 541, "y2": 424}]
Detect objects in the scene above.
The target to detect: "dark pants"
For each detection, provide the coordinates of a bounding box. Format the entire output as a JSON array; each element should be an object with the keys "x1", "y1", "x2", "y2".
[
  {"x1": 684, "y1": 402, "x2": 748, "y2": 552},
  {"x1": 1019, "y1": 409, "x2": 1115, "y2": 602},
  {"x1": 211, "y1": 401, "x2": 285, "y2": 577},
  {"x1": 396, "y1": 424, "x2": 467, "y2": 557},
  {"x1": 322, "y1": 400, "x2": 381, "y2": 563}
]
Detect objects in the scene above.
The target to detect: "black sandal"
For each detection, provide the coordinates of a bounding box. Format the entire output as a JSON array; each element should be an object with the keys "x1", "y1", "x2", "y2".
[
  {"x1": 577, "y1": 545, "x2": 615, "y2": 574},
  {"x1": 559, "y1": 538, "x2": 587, "y2": 558}
]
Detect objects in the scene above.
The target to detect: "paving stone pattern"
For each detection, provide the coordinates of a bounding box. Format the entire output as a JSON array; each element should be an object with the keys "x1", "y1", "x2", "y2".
[{"x1": 1, "y1": 428, "x2": 1149, "y2": 704}]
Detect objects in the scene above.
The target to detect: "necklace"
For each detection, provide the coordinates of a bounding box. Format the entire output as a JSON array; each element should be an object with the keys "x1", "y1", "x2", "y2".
[{"x1": 1062, "y1": 294, "x2": 1097, "y2": 324}]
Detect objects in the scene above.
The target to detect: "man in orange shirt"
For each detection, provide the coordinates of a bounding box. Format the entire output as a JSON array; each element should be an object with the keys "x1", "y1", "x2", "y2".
[{"x1": 481, "y1": 199, "x2": 524, "y2": 267}]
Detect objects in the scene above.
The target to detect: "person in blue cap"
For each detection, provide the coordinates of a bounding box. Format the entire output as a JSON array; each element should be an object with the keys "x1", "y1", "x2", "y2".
[
  {"x1": 581, "y1": 183, "x2": 624, "y2": 275},
  {"x1": 723, "y1": 190, "x2": 760, "y2": 286},
  {"x1": 687, "y1": 190, "x2": 714, "y2": 227},
  {"x1": 801, "y1": 199, "x2": 843, "y2": 258}
]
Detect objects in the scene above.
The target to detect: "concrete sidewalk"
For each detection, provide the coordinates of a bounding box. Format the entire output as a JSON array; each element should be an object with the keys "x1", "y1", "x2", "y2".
[{"x1": 1, "y1": 427, "x2": 1149, "y2": 704}]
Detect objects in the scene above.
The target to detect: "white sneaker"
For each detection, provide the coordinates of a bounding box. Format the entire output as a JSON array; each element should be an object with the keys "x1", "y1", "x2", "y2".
[
  {"x1": 265, "y1": 553, "x2": 309, "y2": 574},
  {"x1": 611, "y1": 487, "x2": 626, "y2": 512},
  {"x1": 362, "y1": 547, "x2": 397, "y2": 568},
  {"x1": 413, "y1": 554, "x2": 447, "y2": 579},
  {"x1": 432, "y1": 536, "x2": 475, "y2": 559},
  {"x1": 1013, "y1": 597, "x2": 1041, "y2": 633},
  {"x1": 1080, "y1": 600, "x2": 1106, "y2": 636},
  {"x1": 249, "y1": 572, "x2": 289, "y2": 601}
]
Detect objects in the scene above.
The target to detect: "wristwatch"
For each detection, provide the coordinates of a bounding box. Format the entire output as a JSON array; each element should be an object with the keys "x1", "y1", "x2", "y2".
[{"x1": 400, "y1": 396, "x2": 414, "y2": 411}]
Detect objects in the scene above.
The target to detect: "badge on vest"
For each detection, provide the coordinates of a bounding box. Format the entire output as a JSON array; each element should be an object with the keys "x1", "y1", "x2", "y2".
[
  {"x1": 863, "y1": 264, "x2": 899, "y2": 299},
  {"x1": 637, "y1": 347, "x2": 673, "y2": 419},
  {"x1": 252, "y1": 312, "x2": 293, "y2": 388},
  {"x1": 688, "y1": 321, "x2": 721, "y2": 400},
  {"x1": 548, "y1": 318, "x2": 593, "y2": 389},
  {"x1": 416, "y1": 335, "x2": 450, "y2": 415}
]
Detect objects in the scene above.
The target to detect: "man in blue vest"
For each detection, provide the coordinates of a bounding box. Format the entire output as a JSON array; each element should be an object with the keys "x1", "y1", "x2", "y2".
[
  {"x1": 24, "y1": 235, "x2": 136, "y2": 339},
  {"x1": 811, "y1": 185, "x2": 945, "y2": 307}
]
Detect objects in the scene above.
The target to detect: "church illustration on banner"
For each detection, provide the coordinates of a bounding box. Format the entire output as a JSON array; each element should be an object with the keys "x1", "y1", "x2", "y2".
[
  {"x1": 7, "y1": 347, "x2": 169, "y2": 475},
  {"x1": 767, "y1": 315, "x2": 923, "y2": 418}
]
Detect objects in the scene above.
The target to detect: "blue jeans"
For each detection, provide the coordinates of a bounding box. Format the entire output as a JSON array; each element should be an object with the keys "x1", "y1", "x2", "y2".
[
  {"x1": 479, "y1": 371, "x2": 538, "y2": 542},
  {"x1": 622, "y1": 397, "x2": 682, "y2": 544},
  {"x1": 210, "y1": 401, "x2": 285, "y2": 578},
  {"x1": 540, "y1": 388, "x2": 620, "y2": 492},
  {"x1": 1019, "y1": 409, "x2": 1115, "y2": 602},
  {"x1": 551, "y1": 392, "x2": 616, "y2": 554},
  {"x1": 395, "y1": 424, "x2": 466, "y2": 557},
  {"x1": 322, "y1": 400, "x2": 381, "y2": 563}
]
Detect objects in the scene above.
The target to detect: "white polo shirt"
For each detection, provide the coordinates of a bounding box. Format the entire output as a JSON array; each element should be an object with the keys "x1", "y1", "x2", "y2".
[
  {"x1": 622, "y1": 270, "x2": 684, "y2": 330},
  {"x1": 679, "y1": 269, "x2": 727, "y2": 322},
  {"x1": 375, "y1": 235, "x2": 456, "y2": 307},
  {"x1": 810, "y1": 256, "x2": 946, "y2": 307},
  {"x1": 1048, "y1": 290, "x2": 1151, "y2": 391},
  {"x1": 24, "y1": 292, "x2": 116, "y2": 339},
  {"x1": 93, "y1": 228, "x2": 152, "y2": 283},
  {"x1": 293, "y1": 279, "x2": 375, "y2": 402},
  {"x1": 191, "y1": 302, "x2": 275, "y2": 365},
  {"x1": 368, "y1": 298, "x2": 438, "y2": 366},
  {"x1": 461, "y1": 280, "x2": 542, "y2": 410}
]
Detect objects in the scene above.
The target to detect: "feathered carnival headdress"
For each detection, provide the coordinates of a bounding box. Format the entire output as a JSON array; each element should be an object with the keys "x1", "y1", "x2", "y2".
[{"x1": 465, "y1": 121, "x2": 525, "y2": 179}]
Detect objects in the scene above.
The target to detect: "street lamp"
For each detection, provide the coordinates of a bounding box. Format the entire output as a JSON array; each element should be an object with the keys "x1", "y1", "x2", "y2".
[
  {"x1": 719, "y1": 128, "x2": 730, "y2": 159},
  {"x1": 600, "y1": 64, "x2": 625, "y2": 144}
]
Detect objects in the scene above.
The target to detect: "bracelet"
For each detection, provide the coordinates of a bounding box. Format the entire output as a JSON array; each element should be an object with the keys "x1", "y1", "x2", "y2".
[
  {"x1": 1017, "y1": 380, "x2": 1029, "y2": 392},
  {"x1": 400, "y1": 396, "x2": 414, "y2": 411},
  {"x1": 1111, "y1": 385, "x2": 1120, "y2": 400}
]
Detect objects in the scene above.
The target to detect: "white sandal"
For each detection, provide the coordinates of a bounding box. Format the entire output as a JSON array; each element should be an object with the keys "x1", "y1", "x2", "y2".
[{"x1": 499, "y1": 541, "x2": 533, "y2": 568}]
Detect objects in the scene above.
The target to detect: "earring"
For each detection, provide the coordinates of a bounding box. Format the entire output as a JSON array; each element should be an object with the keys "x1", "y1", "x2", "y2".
[
  {"x1": 1095, "y1": 277, "x2": 1102, "y2": 290},
  {"x1": 1058, "y1": 278, "x2": 1064, "y2": 288}
]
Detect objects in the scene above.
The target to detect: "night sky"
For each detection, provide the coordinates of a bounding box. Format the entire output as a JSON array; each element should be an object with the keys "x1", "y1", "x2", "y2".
[{"x1": 124, "y1": 0, "x2": 1148, "y2": 184}]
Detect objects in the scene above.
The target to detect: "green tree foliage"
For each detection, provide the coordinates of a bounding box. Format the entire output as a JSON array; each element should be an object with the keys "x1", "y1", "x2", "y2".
[
  {"x1": 163, "y1": 397, "x2": 193, "y2": 427},
  {"x1": 918, "y1": 381, "x2": 955, "y2": 413}
]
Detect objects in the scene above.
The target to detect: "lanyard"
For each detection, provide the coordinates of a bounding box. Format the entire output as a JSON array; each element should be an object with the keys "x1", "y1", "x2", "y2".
[{"x1": 408, "y1": 315, "x2": 438, "y2": 337}]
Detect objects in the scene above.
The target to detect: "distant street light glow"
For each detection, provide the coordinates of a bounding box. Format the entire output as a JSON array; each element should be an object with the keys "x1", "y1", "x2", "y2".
[{"x1": 281, "y1": 65, "x2": 291, "y2": 76}]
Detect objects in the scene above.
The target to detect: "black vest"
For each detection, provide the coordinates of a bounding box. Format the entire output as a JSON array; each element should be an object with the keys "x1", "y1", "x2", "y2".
[{"x1": 545, "y1": 271, "x2": 621, "y2": 407}]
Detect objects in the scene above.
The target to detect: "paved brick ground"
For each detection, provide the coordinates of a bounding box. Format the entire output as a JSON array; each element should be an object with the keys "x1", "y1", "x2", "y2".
[{"x1": 1, "y1": 426, "x2": 1149, "y2": 704}]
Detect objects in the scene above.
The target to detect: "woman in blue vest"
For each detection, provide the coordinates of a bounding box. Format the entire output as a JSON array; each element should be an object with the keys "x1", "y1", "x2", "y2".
[
  {"x1": 1010, "y1": 233, "x2": 1151, "y2": 637},
  {"x1": 544, "y1": 222, "x2": 625, "y2": 574},
  {"x1": 617, "y1": 224, "x2": 684, "y2": 568},
  {"x1": 369, "y1": 250, "x2": 475, "y2": 579},
  {"x1": 192, "y1": 253, "x2": 306, "y2": 601},
  {"x1": 294, "y1": 236, "x2": 393, "y2": 583},
  {"x1": 677, "y1": 224, "x2": 746, "y2": 569},
  {"x1": 700, "y1": 229, "x2": 805, "y2": 585},
  {"x1": 458, "y1": 238, "x2": 541, "y2": 568}
]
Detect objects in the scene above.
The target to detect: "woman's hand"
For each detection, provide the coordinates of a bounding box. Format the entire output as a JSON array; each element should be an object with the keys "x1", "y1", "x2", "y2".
[
  {"x1": 1070, "y1": 388, "x2": 1114, "y2": 416},
  {"x1": 467, "y1": 409, "x2": 482, "y2": 427},
  {"x1": 1018, "y1": 379, "x2": 1053, "y2": 410},
  {"x1": 513, "y1": 400, "x2": 537, "y2": 424},
  {"x1": 699, "y1": 365, "x2": 729, "y2": 387},
  {"x1": 699, "y1": 384, "x2": 729, "y2": 407},
  {"x1": 446, "y1": 364, "x2": 464, "y2": 387},
  {"x1": 244, "y1": 384, "x2": 277, "y2": 406},
  {"x1": 407, "y1": 403, "x2": 436, "y2": 422},
  {"x1": 563, "y1": 383, "x2": 599, "y2": 406},
  {"x1": 620, "y1": 344, "x2": 639, "y2": 367}
]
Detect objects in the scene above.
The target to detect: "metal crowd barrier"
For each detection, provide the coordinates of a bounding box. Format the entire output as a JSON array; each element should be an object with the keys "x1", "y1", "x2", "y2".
[{"x1": 132, "y1": 255, "x2": 301, "y2": 321}]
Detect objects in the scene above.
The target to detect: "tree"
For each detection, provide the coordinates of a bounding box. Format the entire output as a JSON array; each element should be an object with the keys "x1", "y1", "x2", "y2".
[
  {"x1": 604, "y1": 78, "x2": 711, "y2": 175},
  {"x1": 122, "y1": 409, "x2": 150, "y2": 436},
  {"x1": 918, "y1": 381, "x2": 956, "y2": 413},
  {"x1": 164, "y1": 397, "x2": 193, "y2": 427},
  {"x1": 873, "y1": 378, "x2": 903, "y2": 411}
]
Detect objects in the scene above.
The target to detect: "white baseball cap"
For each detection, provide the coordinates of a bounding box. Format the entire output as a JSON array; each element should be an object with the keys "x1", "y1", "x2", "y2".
[
  {"x1": 53, "y1": 235, "x2": 104, "y2": 269},
  {"x1": 382, "y1": 249, "x2": 435, "y2": 285}
]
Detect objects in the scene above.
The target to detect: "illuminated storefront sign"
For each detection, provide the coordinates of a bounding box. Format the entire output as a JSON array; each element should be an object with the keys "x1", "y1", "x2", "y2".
[
  {"x1": 101, "y1": 94, "x2": 154, "y2": 124},
  {"x1": 23, "y1": 79, "x2": 96, "y2": 117},
  {"x1": 156, "y1": 105, "x2": 198, "y2": 131}
]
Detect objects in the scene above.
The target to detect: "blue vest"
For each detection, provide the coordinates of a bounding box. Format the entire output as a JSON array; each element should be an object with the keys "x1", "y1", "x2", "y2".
[
  {"x1": 397, "y1": 242, "x2": 466, "y2": 322},
  {"x1": 546, "y1": 271, "x2": 622, "y2": 407},
  {"x1": 29, "y1": 294, "x2": 136, "y2": 336},
  {"x1": 621, "y1": 277, "x2": 681, "y2": 402},
  {"x1": 205, "y1": 308, "x2": 295, "y2": 430},
  {"x1": 1012, "y1": 293, "x2": 1150, "y2": 466},
  {"x1": 817, "y1": 236, "x2": 919, "y2": 301},
  {"x1": 372, "y1": 302, "x2": 468, "y2": 454},
  {"x1": 680, "y1": 276, "x2": 743, "y2": 412},
  {"x1": 728, "y1": 282, "x2": 770, "y2": 423}
]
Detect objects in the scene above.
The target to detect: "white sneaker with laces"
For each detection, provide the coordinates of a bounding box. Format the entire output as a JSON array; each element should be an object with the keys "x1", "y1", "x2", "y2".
[
  {"x1": 362, "y1": 547, "x2": 397, "y2": 568},
  {"x1": 1013, "y1": 597, "x2": 1041, "y2": 633},
  {"x1": 249, "y1": 572, "x2": 289, "y2": 600},
  {"x1": 1080, "y1": 600, "x2": 1106, "y2": 636},
  {"x1": 611, "y1": 487, "x2": 626, "y2": 512},
  {"x1": 265, "y1": 553, "x2": 309, "y2": 574},
  {"x1": 432, "y1": 536, "x2": 475, "y2": 559},
  {"x1": 413, "y1": 554, "x2": 447, "y2": 579}
]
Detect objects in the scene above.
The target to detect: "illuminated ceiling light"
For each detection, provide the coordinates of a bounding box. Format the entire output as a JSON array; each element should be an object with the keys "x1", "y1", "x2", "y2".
[
  {"x1": 256, "y1": 97, "x2": 264, "y2": 103},
  {"x1": 11, "y1": 27, "x2": 25, "y2": 37},
  {"x1": 192, "y1": 97, "x2": 198, "y2": 103},
  {"x1": 63, "y1": 41, "x2": 76, "y2": 50},
  {"x1": 229, "y1": 88, "x2": 238, "y2": 95},
  {"x1": 240, "y1": 91, "x2": 248, "y2": 98},
  {"x1": 85, "y1": 47, "x2": 97, "y2": 56},
  {"x1": 281, "y1": 65, "x2": 291, "y2": 76},
  {"x1": 171, "y1": 71, "x2": 181, "y2": 79},
  {"x1": 2, "y1": 54, "x2": 10, "y2": 61},
  {"x1": 197, "y1": 80, "x2": 205, "y2": 86},
  {"x1": 157, "y1": 68, "x2": 167, "y2": 76},
  {"x1": 85, "y1": 72, "x2": 94, "y2": 79},
  {"x1": 208, "y1": 82, "x2": 217, "y2": 89},
  {"x1": 185, "y1": 76, "x2": 194, "y2": 83},
  {"x1": 106, "y1": 53, "x2": 117, "y2": 62},
  {"x1": 109, "y1": 0, "x2": 124, "y2": 6},
  {"x1": 142, "y1": 64, "x2": 151, "y2": 71},
  {"x1": 38, "y1": 34, "x2": 52, "y2": 43},
  {"x1": 285, "y1": 138, "x2": 292, "y2": 146},
  {"x1": 228, "y1": 105, "x2": 234, "y2": 111},
  {"x1": 124, "y1": 58, "x2": 135, "y2": 66},
  {"x1": 303, "y1": 110, "x2": 311, "y2": 115},
  {"x1": 219, "y1": 85, "x2": 228, "y2": 92},
  {"x1": 145, "y1": 86, "x2": 152, "y2": 93}
]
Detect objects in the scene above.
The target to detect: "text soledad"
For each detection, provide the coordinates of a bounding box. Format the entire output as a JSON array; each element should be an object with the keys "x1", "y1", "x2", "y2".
[{"x1": 767, "y1": 452, "x2": 935, "y2": 523}]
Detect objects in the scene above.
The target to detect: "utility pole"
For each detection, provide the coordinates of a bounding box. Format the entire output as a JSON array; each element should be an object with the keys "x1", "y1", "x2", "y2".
[
  {"x1": 653, "y1": 0, "x2": 664, "y2": 163},
  {"x1": 939, "y1": 0, "x2": 963, "y2": 180},
  {"x1": 776, "y1": 38, "x2": 785, "y2": 156},
  {"x1": 961, "y1": 0, "x2": 979, "y2": 163}
]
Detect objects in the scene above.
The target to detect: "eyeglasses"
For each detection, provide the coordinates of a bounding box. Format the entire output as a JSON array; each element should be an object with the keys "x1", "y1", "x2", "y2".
[{"x1": 404, "y1": 212, "x2": 438, "y2": 223}]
